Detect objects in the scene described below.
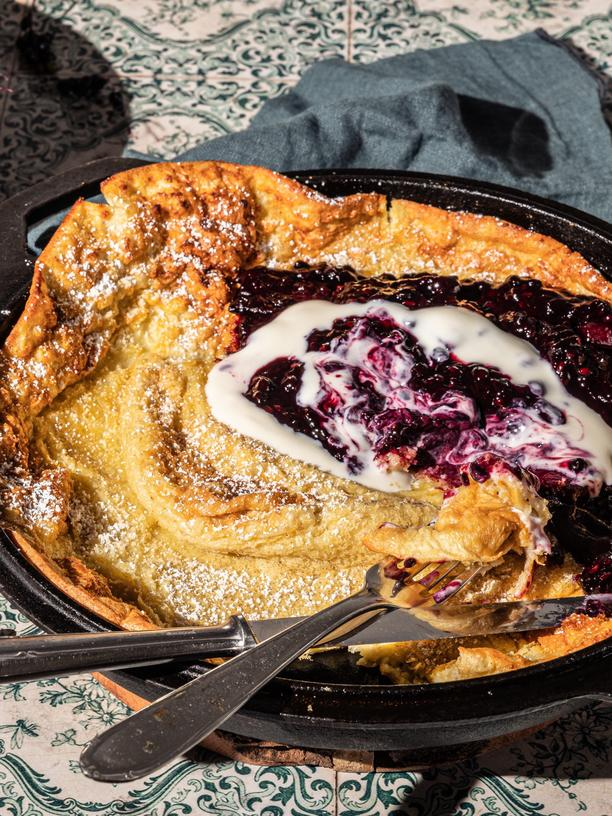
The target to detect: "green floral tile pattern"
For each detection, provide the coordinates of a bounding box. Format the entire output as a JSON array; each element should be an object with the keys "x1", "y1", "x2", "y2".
[
  {"x1": 337, "y1": 703, "x2": 612, "y2": 815},
  {"x1": 350, "y1": 1, "x2": 471, "y2": 62},
  {"x1": 0, "y1": 1, "x2": 611, "y2": 813},
  {"x1": 35, "y1": 0, "x2": 347, "y2": 77}
]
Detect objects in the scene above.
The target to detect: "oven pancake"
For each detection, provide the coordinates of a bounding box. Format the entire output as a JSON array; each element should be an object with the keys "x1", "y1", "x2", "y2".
[{"x1": 1, "y1": 162, "x2": 610, "y2": 679}]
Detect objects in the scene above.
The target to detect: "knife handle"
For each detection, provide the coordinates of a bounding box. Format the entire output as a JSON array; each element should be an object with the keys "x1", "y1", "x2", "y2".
[{"x1": 0, "y1": 617, "x2": 255, "y2": 683}]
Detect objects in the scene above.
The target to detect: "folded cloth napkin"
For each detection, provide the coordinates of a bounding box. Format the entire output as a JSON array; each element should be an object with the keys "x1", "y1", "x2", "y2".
[{"x1": 172, "y1": 29, "x2": 612, "y2": 222}]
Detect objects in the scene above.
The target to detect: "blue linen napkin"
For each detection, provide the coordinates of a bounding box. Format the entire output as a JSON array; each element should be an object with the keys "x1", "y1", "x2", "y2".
[{"x1": 174, "y1": 30, "x2": 612, "y2": 222}]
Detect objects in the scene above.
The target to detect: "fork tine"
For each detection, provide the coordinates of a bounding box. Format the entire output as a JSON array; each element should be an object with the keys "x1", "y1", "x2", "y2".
[
  {"x1": 387, "y1": 559, "x2": 483, "y2": 611},
  {"x1": 430, "y1": 563, "x2": 486, "y2": 604},
  {"x1": 399, "y1": 562, "x2": 483, "y2": 607},
  {"x1": 410, "y1": 560, "x2": 453, "y2": 584},
  {"x1": 417, "y1": 560, "x2": 461, "y2": 589}
]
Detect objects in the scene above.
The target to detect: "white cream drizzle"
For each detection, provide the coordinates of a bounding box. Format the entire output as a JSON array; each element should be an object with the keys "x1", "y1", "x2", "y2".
[{"x1": 205, "y1": 301, "x2": 612, "y2": 492}]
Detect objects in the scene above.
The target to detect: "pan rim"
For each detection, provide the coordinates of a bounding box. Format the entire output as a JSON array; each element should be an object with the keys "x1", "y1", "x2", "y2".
[{"x1": 0, "y1": 163, "x2": 609, "y2": 734}]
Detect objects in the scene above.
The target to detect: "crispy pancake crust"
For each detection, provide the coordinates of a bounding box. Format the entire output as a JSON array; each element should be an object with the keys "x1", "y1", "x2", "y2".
[
  {"x1": 355, "y1": 612, "x2": 612, "y2": 684},
  {"x1": 0, "y1": 162, "x2": 610, "y2": 677}
]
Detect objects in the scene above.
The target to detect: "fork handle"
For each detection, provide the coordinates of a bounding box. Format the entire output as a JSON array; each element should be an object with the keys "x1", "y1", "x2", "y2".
[{"x1": 80, "y1": 589, "x2": 388, "y2": 781}]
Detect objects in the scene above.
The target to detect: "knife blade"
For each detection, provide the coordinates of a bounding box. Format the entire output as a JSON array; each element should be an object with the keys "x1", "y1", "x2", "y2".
[{"x1": 247, "y1": 594, "x2": 611, "y2": 646}]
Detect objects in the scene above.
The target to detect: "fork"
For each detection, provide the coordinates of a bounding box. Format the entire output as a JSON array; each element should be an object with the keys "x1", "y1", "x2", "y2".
[{"x1": 80, "y1": 558, "x2": 484, "y2": 781}]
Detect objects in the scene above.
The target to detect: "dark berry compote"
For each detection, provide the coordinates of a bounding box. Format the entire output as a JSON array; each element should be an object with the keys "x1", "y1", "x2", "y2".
[{"x1": 229, "y1": 265, "x2": 612, "y2": 594}]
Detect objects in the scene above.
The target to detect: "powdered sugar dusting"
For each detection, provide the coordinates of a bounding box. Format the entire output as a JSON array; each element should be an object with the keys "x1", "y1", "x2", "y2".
[{"x1": 153, "y1": 558, "x2": 361, "y2": 625}]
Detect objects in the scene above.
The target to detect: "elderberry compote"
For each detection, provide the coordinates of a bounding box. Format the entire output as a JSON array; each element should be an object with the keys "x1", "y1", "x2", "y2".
[{"x1": 229, "y1": 265, "x2": 612, "y2": 594}]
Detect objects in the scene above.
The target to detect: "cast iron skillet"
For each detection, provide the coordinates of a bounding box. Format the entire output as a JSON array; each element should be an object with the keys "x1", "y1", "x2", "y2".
[{"x1": 0, "y1": 158, "x2": 610, "y2": 760}]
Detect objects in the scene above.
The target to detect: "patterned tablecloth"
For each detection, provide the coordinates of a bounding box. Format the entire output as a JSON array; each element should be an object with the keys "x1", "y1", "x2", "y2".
[{"x1": 0, "y1": 1, "x2": 610, "y2": 813}]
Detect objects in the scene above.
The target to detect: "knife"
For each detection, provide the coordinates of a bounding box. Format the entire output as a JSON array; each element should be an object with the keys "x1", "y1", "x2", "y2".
[{"x1": 0, "y1": 594, "x2": 607, "y2": 683}]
